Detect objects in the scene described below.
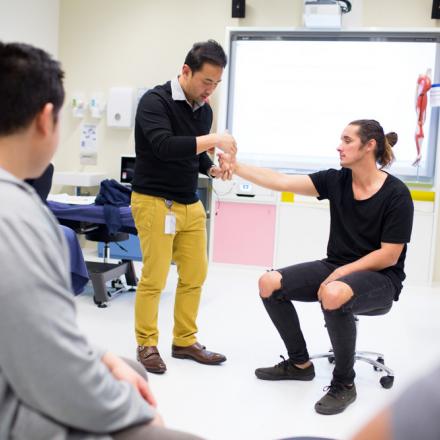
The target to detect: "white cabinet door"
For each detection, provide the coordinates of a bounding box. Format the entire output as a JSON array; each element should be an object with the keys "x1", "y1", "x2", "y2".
[
  {"x1": 274, "y1": 203, "x2": 330, "y2": 268},
  {"x1": 404, "y1": 207, "x2": 434, "y2": 284}
]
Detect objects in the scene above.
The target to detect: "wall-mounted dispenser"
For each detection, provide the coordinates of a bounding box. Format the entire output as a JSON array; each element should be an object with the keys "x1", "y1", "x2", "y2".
[
  {"x1": 89, "y1": 93, "x2": 106, "y2": 119},
  {"x1": 72, "y1": 93, "x2": 86, "y2": 118},
  {"x1": 107, "y1": 87, "x2": 134, "y2": 128}
]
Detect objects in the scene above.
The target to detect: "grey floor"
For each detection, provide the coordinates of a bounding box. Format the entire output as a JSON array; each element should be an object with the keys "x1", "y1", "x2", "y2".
[{"x1": 75, "y1": 260, "x2": 440, "y2": 440}]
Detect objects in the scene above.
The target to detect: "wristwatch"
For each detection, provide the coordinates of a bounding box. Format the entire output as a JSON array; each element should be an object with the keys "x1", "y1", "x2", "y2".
[{"x1": 208, "y1": 165, "x2": 217, "y2": 178}]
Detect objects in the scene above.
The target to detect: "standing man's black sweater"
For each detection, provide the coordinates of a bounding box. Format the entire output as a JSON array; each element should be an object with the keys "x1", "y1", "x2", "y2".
[{"x1": 132, "y1": 81, "x2": 214, "y2": 204}]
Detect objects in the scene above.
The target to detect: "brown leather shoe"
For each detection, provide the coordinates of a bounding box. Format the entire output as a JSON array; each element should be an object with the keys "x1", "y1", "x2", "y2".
[
  {"x1": 137, "y1": 346, "x2": 167, "y2": 374},
  {"x1": 172, "y1": 342, "x2": 226, "y2": 365}
]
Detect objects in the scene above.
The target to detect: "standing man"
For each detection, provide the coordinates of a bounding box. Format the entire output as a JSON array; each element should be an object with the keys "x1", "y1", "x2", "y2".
[
  {"x1": 221, "y1": 119, "x2": 413, "y2": 415},
  {"x1": 0, "y1": 42, "x2": 201, "y2": 440},
  {"x1": 132, "y1": 40, "x2": 236, "y2": 374}
]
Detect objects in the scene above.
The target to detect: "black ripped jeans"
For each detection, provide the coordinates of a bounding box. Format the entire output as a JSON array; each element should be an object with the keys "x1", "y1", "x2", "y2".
[{"x1": 262, "y1": 260, "x2": 397, "y2": 385}]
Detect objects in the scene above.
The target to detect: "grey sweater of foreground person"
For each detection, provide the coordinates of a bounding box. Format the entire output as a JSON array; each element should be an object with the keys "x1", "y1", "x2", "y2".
[{"x1": 0, "y1": 168, "x2": 154, "y2": 440}]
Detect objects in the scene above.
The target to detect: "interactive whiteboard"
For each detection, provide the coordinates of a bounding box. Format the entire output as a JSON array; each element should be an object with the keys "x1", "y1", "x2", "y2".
[{"x1": 222, "y1": 30, "x2": 440, "y2": 182}]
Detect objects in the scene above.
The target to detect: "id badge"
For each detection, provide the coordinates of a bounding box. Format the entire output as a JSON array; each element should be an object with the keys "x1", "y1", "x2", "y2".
[{"x1": 164, "y1": 213, "x2": 176, "y2": 234}]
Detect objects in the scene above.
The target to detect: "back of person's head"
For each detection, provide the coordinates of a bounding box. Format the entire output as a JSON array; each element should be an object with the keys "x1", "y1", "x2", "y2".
[
  {"x1": 349, "y1": 119, "x2": 397, "y2": 168},
  {"x1": 184, "y1": 39, "x2": 227, "y2": 73},
  {"x1": 0, "y1": 42, "x2": 65, "y2": 136}
]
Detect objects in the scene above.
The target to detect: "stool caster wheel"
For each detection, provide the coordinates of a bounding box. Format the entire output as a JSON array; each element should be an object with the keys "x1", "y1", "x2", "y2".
[
  {"x1": 93, "y1": 296, "x2": 108, "y2": 308},
  {"x1": 380, "y1": 375, "x2": 394, "y2": 389},
  {"x1": 328, "y1": 356, "x2": 335, "y2": 364},
  {"x1": 111, "y1": 279, "x2": 124, "y2": 289},
  {"x1": 374, "y1": 357, "x2": 384, "y2": 371}
]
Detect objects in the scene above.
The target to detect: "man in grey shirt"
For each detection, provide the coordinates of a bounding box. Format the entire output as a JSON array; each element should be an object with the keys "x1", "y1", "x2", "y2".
[
  {"x1": 352, "y1": 364, "x2": 440, "y2": 439},
  {"x1": 0, "y1": 42, "x2": 201, "y2": 440}
]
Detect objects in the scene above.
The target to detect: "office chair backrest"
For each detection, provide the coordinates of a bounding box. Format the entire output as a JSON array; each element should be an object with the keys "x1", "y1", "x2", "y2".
[{"x1": 25, "y1": 163, "x2": 54, "y2": 203}]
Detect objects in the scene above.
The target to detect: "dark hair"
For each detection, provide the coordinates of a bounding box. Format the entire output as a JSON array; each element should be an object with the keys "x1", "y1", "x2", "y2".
[
  {"x1": 349, "y1": 119, "x2": 397, "y2": 168},
  {"x1": 0, "y1": 42, "x2": 65, "y2": 136},
  {"x1": 184, "y1": 39, "x2": 227, "y2": 73}
]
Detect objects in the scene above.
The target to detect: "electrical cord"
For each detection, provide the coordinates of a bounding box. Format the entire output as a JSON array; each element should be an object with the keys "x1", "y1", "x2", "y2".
[{"x1": 212, "y1": 180, "x2": 236, "y2": 216}]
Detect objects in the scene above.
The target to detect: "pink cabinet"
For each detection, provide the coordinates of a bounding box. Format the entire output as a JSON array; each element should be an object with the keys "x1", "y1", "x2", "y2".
[{"x1": 212, "y1": 201, "x2": 276, "y2": 267}]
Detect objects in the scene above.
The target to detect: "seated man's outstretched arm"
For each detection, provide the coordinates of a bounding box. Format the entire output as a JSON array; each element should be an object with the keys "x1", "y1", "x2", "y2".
[{"x1": 234, "y1": 161, "x2": 319, "y2": 196}]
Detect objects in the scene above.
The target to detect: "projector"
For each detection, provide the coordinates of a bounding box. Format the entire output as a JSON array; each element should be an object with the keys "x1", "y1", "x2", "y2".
[{"x1": 303, "y1": 0, "x2": 343, "y2": 28}]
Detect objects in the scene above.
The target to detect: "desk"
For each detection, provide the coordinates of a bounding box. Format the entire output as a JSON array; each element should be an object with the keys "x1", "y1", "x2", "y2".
[
  {"x1": 48, "y1": 201, "x2": 138, "y2": 306},
  {"x1": 53, "y1": 172, "x2": 106, "y2": 195},
  {"x1": 48, "y1": 200, "x2": 136, "y2": 233}
]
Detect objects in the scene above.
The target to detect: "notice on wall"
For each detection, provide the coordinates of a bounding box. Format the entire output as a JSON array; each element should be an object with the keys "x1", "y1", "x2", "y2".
[{"x1": 80, "y1": 123, "x2": 98, "y2": 165}]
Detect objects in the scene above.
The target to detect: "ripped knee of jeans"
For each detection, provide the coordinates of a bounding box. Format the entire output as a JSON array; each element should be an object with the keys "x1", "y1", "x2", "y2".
[
  {"x1": 262, "y1": 287, "x2": 288, "y2": 303},
  {"x1": 259, "y1": 269, "x2": 285, "y2": 301},
  {"x1": 321, "y1": 298, "x2": 353, "y2": 314},
  {"x1": 319, "y1": 284, "x2": 354, "y2": 312}
]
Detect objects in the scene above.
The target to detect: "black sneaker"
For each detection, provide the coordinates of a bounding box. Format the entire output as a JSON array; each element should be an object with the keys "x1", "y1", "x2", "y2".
[
  {"x1": 255, "y1": 356, "x2": 315, "y2": 381},
  {"x1": 315, "y1": 381, "x2": 357, "y2": 415}
]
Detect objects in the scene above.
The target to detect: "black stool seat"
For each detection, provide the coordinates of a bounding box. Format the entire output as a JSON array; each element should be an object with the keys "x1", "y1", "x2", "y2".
[
  {"x1": 85, "y1": 227, "x2": 128, "y2": 243},
  {"x1": 358, "y1": 305, "x2": 392, "y2": 316}
]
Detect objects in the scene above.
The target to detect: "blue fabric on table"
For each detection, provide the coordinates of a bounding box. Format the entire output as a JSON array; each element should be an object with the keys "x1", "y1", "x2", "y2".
[
  {"x1": 47, "y1": 201, "x2": 136, "y2": 234},
  {"x1": 95, "y1": 179, "x2": 131, "y2": 234},
  {"x1": 60, "y1": 225, "x2": 89, "y2": 295}
]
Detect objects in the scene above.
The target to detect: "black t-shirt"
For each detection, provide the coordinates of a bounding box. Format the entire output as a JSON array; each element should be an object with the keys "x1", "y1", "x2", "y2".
[{"x1": 309, "y1": 168, "x2": 414, "y2": 298}]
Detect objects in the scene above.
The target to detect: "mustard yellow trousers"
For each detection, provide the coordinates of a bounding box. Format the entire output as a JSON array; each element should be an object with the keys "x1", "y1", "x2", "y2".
[{"x1": 131, "y1": 192, "x2": 208, "y2": 347}]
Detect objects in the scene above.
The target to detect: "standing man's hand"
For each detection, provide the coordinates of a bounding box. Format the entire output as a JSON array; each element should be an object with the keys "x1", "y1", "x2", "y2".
[
  {"x1": 196, "y1": 132, "x2": 237, "y2": 156},
  {"x1": 102, "y1": 352, "x2": 158, "y2": 408},
  {"x1": 216, "y1": 132, "x2": 237, "y2": 156},
  {"x1": 209, "y1": 165, "x2": 226, "y2": 179}
]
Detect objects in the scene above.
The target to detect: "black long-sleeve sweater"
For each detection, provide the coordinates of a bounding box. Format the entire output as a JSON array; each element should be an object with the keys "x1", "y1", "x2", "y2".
[{"x1": 132, "y1": 81, "x2": 214, "y2": 204}]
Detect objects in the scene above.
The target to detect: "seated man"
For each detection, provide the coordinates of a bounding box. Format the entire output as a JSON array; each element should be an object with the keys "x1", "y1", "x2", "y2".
[
  {"x1": 0, "y1": 42, "x2": 201, "y2": 439},
  {"x1": 221, "y1": 119, "x2": 414, "y2": 415}
]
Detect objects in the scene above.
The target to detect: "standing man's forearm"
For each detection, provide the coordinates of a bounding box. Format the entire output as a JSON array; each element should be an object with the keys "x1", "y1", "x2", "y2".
[{"x1": 196, "y1": 132, "x2": 237, "y2": 155}]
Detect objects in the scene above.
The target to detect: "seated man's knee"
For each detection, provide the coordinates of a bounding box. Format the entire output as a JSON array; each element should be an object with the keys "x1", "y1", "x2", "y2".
[
  {"x1": 320, "y1": 281, "x2": 353, "y2": 310},
  {"x1": 258, "y1": 271, "x2": 282, "y2": 299}
]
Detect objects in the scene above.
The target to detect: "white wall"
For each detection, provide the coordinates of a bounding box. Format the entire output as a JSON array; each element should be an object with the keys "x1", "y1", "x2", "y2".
[
  {"x1": 55, "y1": 0, "x2": 438, "y2": 178},
  {"x1": 7, "y1": 0, "x2": 438, "y2": 281},
  {"x1": 55, "y1": 0, "x2": 304, "y2": 180},
  {"x1": 0, "y1": 0, "x2": 59, "y2": 56}
]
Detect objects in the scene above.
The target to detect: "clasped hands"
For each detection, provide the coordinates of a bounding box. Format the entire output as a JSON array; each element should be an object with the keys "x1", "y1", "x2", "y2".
[
  {"x1": 216, "y1": 152, "x2": 236, "y2": 180},
  {"x1": 102, "y1": 351, "x2": 164, "y2": 426},
  {"x1": 209, "y1": 132, "x2": 237, "y2": 180}
]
